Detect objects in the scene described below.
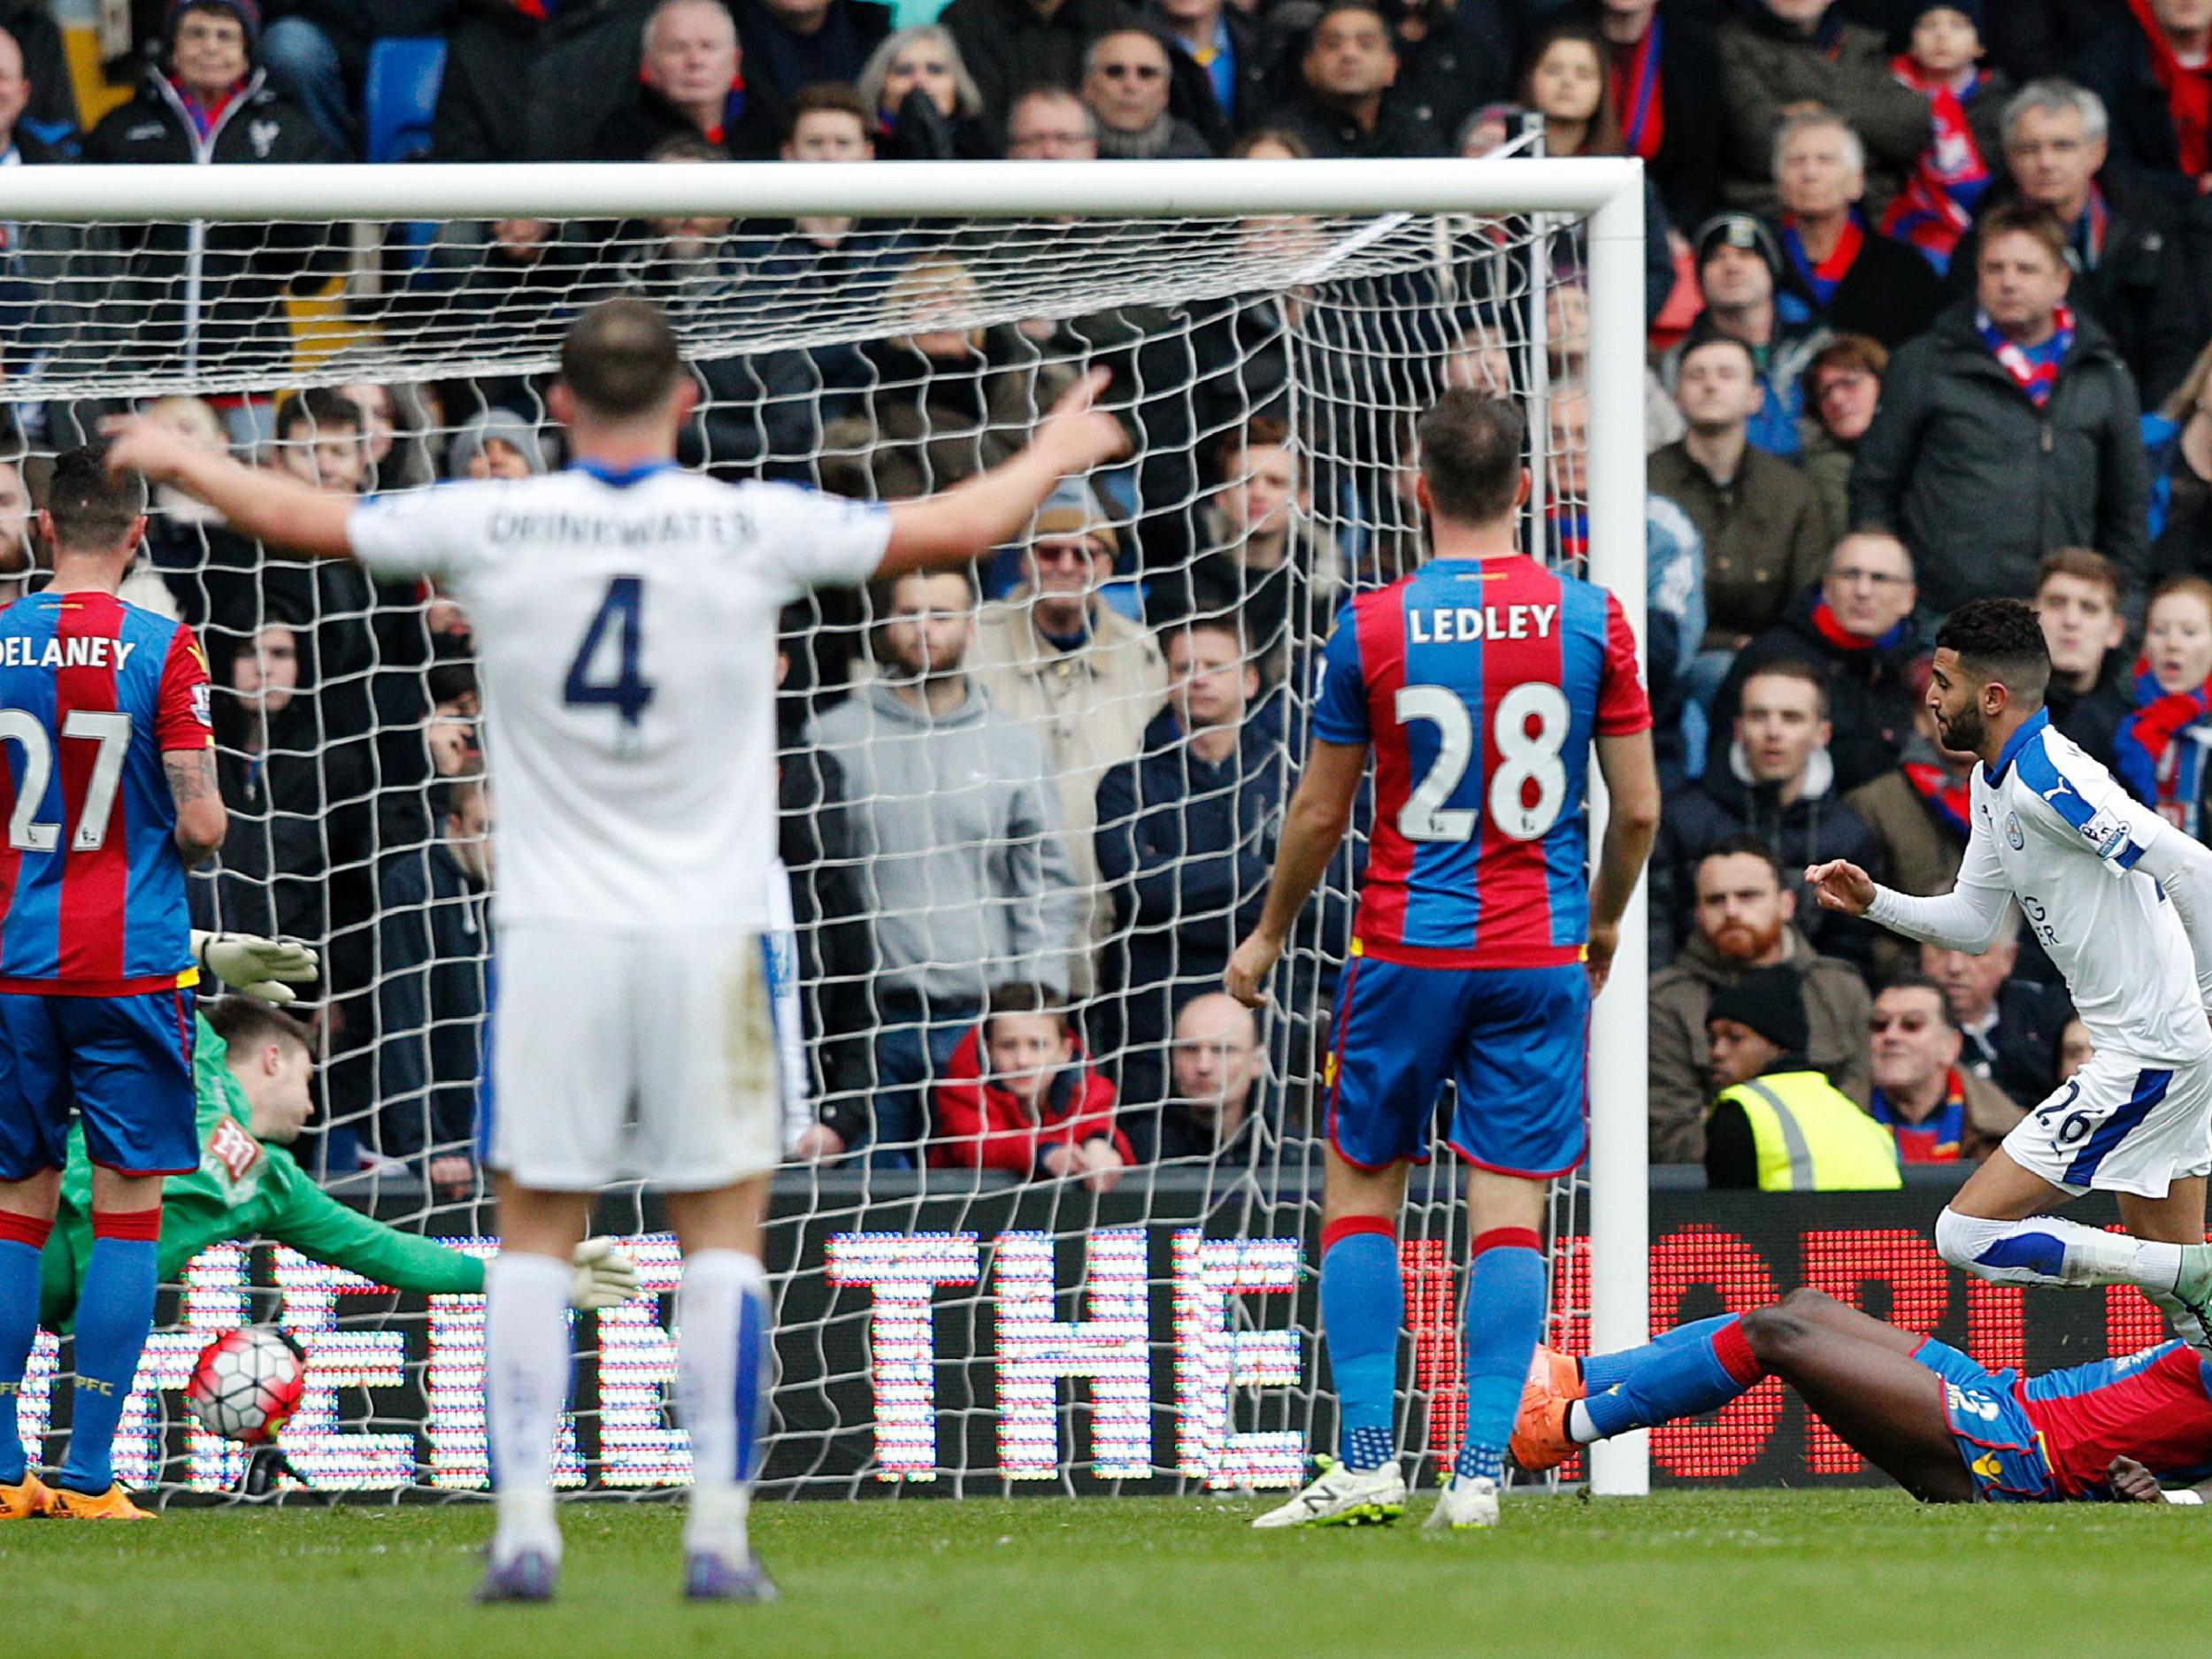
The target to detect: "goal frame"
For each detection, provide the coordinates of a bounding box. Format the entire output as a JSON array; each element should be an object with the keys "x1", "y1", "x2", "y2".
[{"x1": 9, "y1": 156, "x2": 1653, "y2": 1496}]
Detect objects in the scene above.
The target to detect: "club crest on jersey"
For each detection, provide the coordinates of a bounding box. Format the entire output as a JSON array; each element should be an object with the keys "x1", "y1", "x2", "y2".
[{"x1": 2005, "y1": 812, "x2": 2024, "y2": 850}]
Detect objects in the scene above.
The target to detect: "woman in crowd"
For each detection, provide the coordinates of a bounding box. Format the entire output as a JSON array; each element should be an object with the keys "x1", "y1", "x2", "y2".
[
  {"x1": 1516, "y1": 17, "x2": 1677, "y2": 325},
  {"x1": 858, "y1": 26, "x2": 991, "y2": 160}
]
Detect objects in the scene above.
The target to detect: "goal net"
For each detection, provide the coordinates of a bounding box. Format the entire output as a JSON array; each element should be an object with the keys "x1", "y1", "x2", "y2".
[{"x1": 0, "y1": 158, "x2": 1649, "y2": 1502}]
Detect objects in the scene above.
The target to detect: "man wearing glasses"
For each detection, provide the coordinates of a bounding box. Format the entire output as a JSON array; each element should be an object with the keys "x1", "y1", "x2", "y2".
[
  {"x1": 1080, "y1": 28, "x2": 1212, "y2": 157},
  {"x1": 1867, "y1": 974, "x2": 2030, "y2": 1164},
  {"x1": 1719, "y1": 532, "x2": 1923, "y2": 794}
]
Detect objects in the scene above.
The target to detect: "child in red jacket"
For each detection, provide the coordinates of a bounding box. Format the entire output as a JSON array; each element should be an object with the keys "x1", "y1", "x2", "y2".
[{"x1": 929, "y1": 985, "x2": 1133, "y2": 1190}]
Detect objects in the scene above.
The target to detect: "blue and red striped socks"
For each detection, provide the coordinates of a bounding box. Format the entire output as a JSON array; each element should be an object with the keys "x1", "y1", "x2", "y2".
[
  {"x1": 0, "y1": 1210, "x2": 51, "y2": 1485},
  {"x1": 57, "y1": 1207, "x2": 161, "y2": 1496},
  {"x1": 1575, "y1": 1316, "x2": 1767, "y2": 1443},
  {"x1": 1319, "y1": 1217, "x2": 1402, "y2": 1472},
  {"x1": 1454, "y1": 1227, "x2": 1546, "y2": 1484}
]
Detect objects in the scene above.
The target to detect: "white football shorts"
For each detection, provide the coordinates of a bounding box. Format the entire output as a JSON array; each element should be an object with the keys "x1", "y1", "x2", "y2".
[
  {"x1": 480, "y1": 923, "x2": 782, "y2": 1191},
  {"x1": 2002, "y1": 1046, "x2": 2212, "y2": 1198}
]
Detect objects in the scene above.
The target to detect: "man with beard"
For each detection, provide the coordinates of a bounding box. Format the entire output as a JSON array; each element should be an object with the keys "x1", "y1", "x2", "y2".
[
  {"x1": 1809, "y1": 599, "x2": 2212, "y2": 1349},
  {"x1": 1648, "y1": 836, "x2": 1874, "y2": 1164}
]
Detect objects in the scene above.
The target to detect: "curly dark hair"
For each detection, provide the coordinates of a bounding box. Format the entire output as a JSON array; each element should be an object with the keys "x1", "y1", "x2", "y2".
[{"x1": 1935, "y1": 597, "x2": 2050, "y2": 703}]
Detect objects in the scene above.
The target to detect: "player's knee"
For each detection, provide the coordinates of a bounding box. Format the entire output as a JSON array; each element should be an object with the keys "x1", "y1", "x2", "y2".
[
  {"x1": 1737, "y1": 1304, "x2": 1809, "y2": 1368},
  {"x1": 1774, "y1": 1286, "x2": 1838, "y2": 1317},
  {"x1": 1933, "y1": 1206, "x2": 1986, "y2": 1273}
]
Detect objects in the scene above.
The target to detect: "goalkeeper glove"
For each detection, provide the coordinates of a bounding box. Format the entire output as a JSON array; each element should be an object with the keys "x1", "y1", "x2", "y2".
[
  {"x1": 192, "y1": 930, "x2": 320, "y2": 1005},
  {"x1": 570, "y1": 1238, "x2": 644, "y2": 1310}
]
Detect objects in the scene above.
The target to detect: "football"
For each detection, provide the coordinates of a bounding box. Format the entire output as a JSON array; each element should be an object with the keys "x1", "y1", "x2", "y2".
[{"x1": 185, "y1": 1328, "x2": 308, "y2": 1446}]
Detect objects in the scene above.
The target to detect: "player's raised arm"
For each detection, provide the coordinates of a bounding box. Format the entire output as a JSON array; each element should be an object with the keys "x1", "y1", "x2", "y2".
[
  {"x1": 1586, "y1": 729, "x2": 1662, "y2": 995},
  {"x1": 1224, "y1": 738, "x2": 1367, "y2": 1007},
  {"x1": 101, "y1": 415, "x2": 356, "y2": 560},
  {"x1": 877, "y1": 369, "x2": 1129, "y2": 577}
]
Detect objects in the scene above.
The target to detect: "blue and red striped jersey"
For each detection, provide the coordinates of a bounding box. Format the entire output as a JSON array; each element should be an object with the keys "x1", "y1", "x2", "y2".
[
  {"x1": 1311, "y1": 554, "x2": 1650, "y2": 969},
  {"x1": 2020, "y1": 1342, "x2": 2212, "y2": 1496},
  {"x1": 0, "y1": 590, "x2": 213, "y2": 994}
]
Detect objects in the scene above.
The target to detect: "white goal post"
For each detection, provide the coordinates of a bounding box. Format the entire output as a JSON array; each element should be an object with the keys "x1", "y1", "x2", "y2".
[{"x1": 3, "y1": 157, "x2": 1649, "y2": 1498}]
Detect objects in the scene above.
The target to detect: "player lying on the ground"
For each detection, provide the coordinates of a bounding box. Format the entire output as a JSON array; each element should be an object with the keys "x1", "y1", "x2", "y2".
[
  {"x1": 1511, "y1": 1288, "x2": 2212, "y2": 1503},
  {"x1": 35, "y1": 998, "x2": 641, "y2": 1331}
]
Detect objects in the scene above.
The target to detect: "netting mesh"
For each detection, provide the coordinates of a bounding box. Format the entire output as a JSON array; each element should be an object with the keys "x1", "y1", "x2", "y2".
[{"x1": 2, "y1": 193, "x2": 1610, "y2": 1500}]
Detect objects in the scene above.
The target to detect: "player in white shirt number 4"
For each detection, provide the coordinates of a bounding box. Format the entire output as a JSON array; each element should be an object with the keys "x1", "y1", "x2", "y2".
[
  {"x1": 104, "y1": 299, "x2": 1129, "y2": 1605},
  {"x1": 1809, "y1": 599, "x2": 2212, "y2": 1356}
]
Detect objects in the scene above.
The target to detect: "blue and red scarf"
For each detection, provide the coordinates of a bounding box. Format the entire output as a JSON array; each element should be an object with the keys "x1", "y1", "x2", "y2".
[
  {"x1": 1902, "y1": 760, "x2": 1973, "y2": 840},
  {"x1": 1809, "y1": 597, "x2": 1908, "y2": 655},
  {"x1": 2116, "y1": 662, "x2": 2212, "y2": 838},
  {"x1": 1550, "y1": 506, "x2": 1588, "y2": 565},
  {"x1": 2070, "y1": 185, "x2": 2111, "y2": 270},
  {"x1": 1878, "y1": 56, "x2": 1993, "y2": 273},
  {"x1": 1978, "y1": 303, "x2": 2073, "y2": 408},
  {"x1": 1781, "y1": 213, "x2": 1864, "y2": 309},
  {"x1": 1611, "y1": 19, "x2": 1663, "y2": 163},
  {"x1": 166, "y1": 75, "x2": 244, "y2": 142},
  {"x1": 1870, "y1": 1071, "x2": 1967, "y2": 1163}
]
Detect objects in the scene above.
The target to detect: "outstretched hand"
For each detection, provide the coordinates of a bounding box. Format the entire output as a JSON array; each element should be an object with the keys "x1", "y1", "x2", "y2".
[
  {"x1": 1036, "y1": 368, "x2": 1129, "y2": 473},
  {"x1": 98, "y1": 414, "x2": 196, "y2": 485},
  {"x1": 1804, "y1": 860, "x2": 1877, "y2": 917}
]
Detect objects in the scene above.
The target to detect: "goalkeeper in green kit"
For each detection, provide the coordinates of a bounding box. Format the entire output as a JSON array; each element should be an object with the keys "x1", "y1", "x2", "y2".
[{"x1": 35, "y1": 933, "x2": 641, "y2": 1332}]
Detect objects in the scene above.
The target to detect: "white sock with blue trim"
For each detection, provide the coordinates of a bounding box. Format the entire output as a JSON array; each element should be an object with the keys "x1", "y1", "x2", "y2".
[
  {"x1": 1934, "y1": 1208, "x2": 2183, "y2": 1291},
  {"x1": 485, "y1": 1249, "x2": 574, "y2": 1564},
  {"x1": 676, "y1": 1250, "x2": 769, "y2": 1556}
]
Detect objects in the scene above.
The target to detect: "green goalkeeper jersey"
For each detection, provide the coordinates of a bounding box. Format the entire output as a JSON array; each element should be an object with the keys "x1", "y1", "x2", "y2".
[{"x1": 38, "y1": 1014, "x2": 487, "y2": 1330}]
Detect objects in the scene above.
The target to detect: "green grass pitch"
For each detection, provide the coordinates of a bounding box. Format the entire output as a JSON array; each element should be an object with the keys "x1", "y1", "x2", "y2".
[{"x1": 3, "y1": 1489, "x2": 2200, "y2": 1658}]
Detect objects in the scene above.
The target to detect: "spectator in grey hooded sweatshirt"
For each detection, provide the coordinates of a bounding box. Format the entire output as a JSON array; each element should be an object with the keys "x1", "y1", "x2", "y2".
[{"x1": 808, "y1": 565, "x2": 1081, "y2": 1166}]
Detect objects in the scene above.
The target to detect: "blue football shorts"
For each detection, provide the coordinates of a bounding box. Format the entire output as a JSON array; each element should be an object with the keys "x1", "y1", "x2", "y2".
[
  {"x1": 0, "y1": 988, "x2": 199, "y2": 1180},
  {"x1": 1913, "y1": 1339, "x2": 2058, "y2": 1503},
  {"x1": 1324, "y1": 954, "x2": 1588, "y2": 1178}
]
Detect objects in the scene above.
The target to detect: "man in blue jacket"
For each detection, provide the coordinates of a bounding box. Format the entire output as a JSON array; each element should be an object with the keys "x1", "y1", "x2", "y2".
[{"x1": 1095, "y1": 616, "x2": 1284, "y2": 1141}]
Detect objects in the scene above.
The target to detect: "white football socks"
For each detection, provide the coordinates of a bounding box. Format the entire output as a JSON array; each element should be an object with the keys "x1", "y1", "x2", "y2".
[
  {"x1": 484, "y1": 1249, "x2": 575, "y2": 1564},
  {"x1": 1933, "y1": 1208, "x2": 2184, "y2": 1291},
  {"x1": 676, "y1": 1250, "x2": 771, "y2": 1558}
]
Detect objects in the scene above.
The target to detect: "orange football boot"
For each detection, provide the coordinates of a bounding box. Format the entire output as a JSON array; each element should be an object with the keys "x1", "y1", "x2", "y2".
[
  {"x1": 1509, "y1": 1378, "x2": 1578, "y2": 1474},
  {"x1": 45, "y1": 1483, "x2": 152, "y2": 1520},
  {"x1": 0, "y1": 1471, "x2": 52, "y2": 1519},
  {"x1": 1528, "y1": 1343, "x2": 1585, "y2": 1402}
]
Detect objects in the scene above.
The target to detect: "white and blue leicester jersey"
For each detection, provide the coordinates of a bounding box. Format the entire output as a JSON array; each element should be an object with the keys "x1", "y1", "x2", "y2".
[
  {"x1": 348, "y1": 461, "x2": 889, "y2": 933},
  {"x1": 1967, "y1": 710, "x2": 2211, "y2": 1064}
]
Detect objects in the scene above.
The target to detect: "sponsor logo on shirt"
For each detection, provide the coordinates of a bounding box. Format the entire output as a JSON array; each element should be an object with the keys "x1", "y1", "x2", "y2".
[{"x1": 204, "y1": 1113, "x2": 264, "y2": 1189}]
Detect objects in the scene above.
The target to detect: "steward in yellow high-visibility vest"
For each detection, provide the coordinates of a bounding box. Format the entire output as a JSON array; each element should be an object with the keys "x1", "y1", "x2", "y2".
[{"x1": 1703, "y1": 966, "x2": 1902, "y2": 1191}]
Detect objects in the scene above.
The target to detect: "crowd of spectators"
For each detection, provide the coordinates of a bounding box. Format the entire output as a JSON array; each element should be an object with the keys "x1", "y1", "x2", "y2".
[{"x1": 7, "y1": 0, "x2": 2212, "y2": 1192}]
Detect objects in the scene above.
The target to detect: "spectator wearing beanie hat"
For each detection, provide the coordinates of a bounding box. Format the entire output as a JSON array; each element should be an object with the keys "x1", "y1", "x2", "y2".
[
  {"x1": 1702, "y1": 964, "x2": 1903, "y2": 1191},
  {"x1": 85, "y1": 0, "x2": 334, "y2": 387},
  {"x1": 1658, "y1": 211, "x2": 1832, "y2": 460},
  {"x1": 447, "y1": 409, "x2": 549, "y2": 480}
]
